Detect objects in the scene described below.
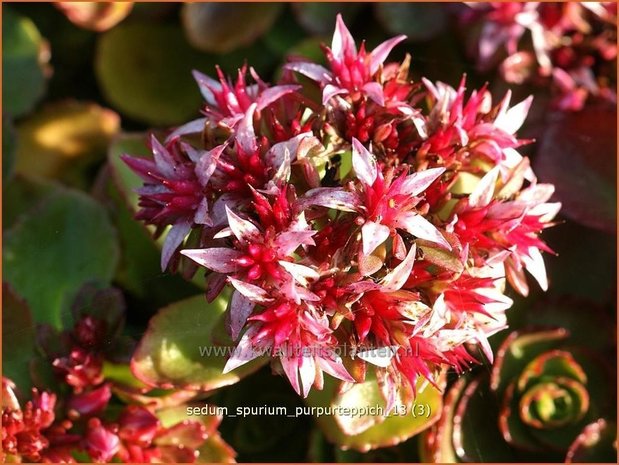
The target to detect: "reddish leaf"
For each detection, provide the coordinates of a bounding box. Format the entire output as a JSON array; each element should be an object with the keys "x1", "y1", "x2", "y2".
[{"x1": 534, "y1": 103, "x2": 617, "y2": 233}]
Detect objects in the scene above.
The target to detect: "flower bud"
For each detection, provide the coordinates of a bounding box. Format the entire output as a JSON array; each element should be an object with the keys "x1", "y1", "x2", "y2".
[
  {"x1": 67, "y1": 384, "x2": 111, "y2": 417},
  {"x1": 118, "y1": 406, "x2": 160, "y2": 445},
  {"x1": 73, "y1": 316, "x2": 107, "y2": 349},
  {"x1": 84, "y1": 418, "x2": 120, "y2": 463}
]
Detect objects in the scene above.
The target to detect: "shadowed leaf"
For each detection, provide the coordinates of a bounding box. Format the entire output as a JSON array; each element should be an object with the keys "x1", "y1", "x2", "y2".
[
  {"x1": 2, "y1": 284, "x2": 36, "y2": 392},
  {"x1": 3, "y1": 117, "x2": 16, "y2": 182},
  {"x1": 181, "y1": 3, "x2": 282, "y2": 53},
  {"x1": 375, "y1": 3, "x2": 448, "y2": 42},
  {"x1": 2, "y1": 175, "x2": 53, "y2": 233},
  {"x1": 15, "y1": 101, "x2": 120, "y2": 187},
  {"x1": 3, "y1": 6, "x2": 49, "y2": 117},
  {"x1": 96, "y1": 22, "x2": 211, "y2": 125},
  {"x1": 3, "y1": 183, "x2": 119, "y2": 329},
  {"x1": 490, "y1": 328, "x2": 569, "y2": 397}
]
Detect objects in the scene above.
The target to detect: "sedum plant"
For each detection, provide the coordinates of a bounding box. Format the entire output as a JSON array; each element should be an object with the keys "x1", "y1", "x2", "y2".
[
  {"x1": 122, "y1": 14, "x2": 561, "y2": 449},
  {"x1": 421, "y1": 300, "x2": 616, "y2": 462}
]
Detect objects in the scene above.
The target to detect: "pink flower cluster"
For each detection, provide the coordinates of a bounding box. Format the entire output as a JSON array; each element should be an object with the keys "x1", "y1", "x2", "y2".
[
  {"x1": 462, "y1": 2, "x2": 617, "y2": 110},
  {"x1": 124, "y1": 15, "x2": 560, "y2": 408},
  {"x1": 2, "y1": 374, "x2": 218, "y2": 463}
]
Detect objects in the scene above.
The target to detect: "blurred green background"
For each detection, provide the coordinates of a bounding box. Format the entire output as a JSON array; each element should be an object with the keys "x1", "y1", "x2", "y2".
[{"x1": 2, "y1": 2, "x2": 616, "y2": 462}]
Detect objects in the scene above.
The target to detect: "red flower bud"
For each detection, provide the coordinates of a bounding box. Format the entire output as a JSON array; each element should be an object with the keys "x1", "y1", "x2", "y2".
[
  {"x1": 84, "y1": 419, "x2": 120, "y2": 463},
  {"x1": 118, "y1": 406, "x2": 160, "y2": 445},
  {"x1": 67, "y1": 384, "x2": 111, "y2": 417},
  {"x1": 73, "y1": 316, "x2": 107, "y2": 349},
  {"x1": 53, "y1": 348, "x2": 103, "y2": 391}
]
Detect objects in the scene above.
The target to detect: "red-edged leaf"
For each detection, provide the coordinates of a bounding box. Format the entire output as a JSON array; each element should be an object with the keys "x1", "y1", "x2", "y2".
[
  {"x1": 131, "y1": 293, "x2": 266, "y2": 392},
  {"x1": 565, "y1": 419, "x2": 617, "y2": 463},
  {"x1": 305, "y1": 372, "x2": 442, "y2": 452}
]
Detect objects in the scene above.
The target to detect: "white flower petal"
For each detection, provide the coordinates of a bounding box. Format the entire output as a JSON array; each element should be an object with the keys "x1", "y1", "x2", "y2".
[
  {"x1": 351, "y1": 138, "x2": 378, "y2": 186},
  {"x1": 361, "y1": 221, "x2": 390, "y2": 256},
  {"x1": 225, "y1": 206, "x2": 260, "y2": 243},
  {"x1": 228, "y1": 290, "x2": 256, "y2": 341}
]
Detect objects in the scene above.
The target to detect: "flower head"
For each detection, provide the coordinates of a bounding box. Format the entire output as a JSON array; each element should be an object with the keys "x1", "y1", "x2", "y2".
[
  {"x1": 167, "y1": 65, "x2": 300, "y2": 140},
  {"x1": 124, "y1": 14, "x2": 561, "y2": 408},
  {"x1": 121, "y1": 135, "x2": 223, "y2": 269},
  {"x1": 462, "y1": 2, "x2": 617, "y2": 110},
  {"x1": 286, "y1": 14, "x2": 406, "y2": 106},
  {"x1": 1, "y1": 379, "x2": 76, "y2": 463}
]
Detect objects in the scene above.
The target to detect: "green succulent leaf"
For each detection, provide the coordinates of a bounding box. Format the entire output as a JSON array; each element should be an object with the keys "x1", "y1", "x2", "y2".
[
  {"x1": 3, "y1": 6, "x2": 49, "y2": 117},
  {"x1": 491, "y1": 328, "x2": 569, "y2": 397},
  {"x1": 111, "y1": 381, "x2": 199, "y2": 410},
  {"x1": 416, "y1": 239, "x2": 464, "y2": 274},
  {"x1": 567, "y1": 349, "x2": 615, "y2": 420},
  {"x1": 102, "y1": 361, "x2": 147, "y2": 390},
  {"x1": 2, "y1": 117, "x2": 16, "y2": 182},
  {"x1": 420, "y1": 376, "x2": 468, "y2": 462},
  {"x1": 494, "y1": 335, "x2": 614, "y2": 455},
  {"x1": 518, "y1": 379, "x2": 589, "y2": 430},
  {"x1": 154, "y1": 405, "x2": 237, "y2": 463},
  {"x1": 306, "y1": 372, "x2": 442, "y2": 452},
  {"x1": 181, "y1": 3, "x2": 282, "y2": 53},
  {"x1": 2, "y1": 175, "x2": 53, "y2": 230},
  {"x1": 2, "y1": 283, "x2": 36, "y2": 392},
  {"x1": 3, "y1": 182, "x2": 119, "y2": 329},
  {"x1": 525, "y1": 406, "x2": 591, "y2": 452},
  {"x1": 450, "y1": 375, "x2": 515, "y2": 462},
  {"x1": 14, "y1": 101, "x2": 120, "y2": 187},
  {"x1": 156, "y1": 404, "x2": 221, "y2": 431},
  {"x1": 96, "y1": 22, "x2": 211, "y2": 125},
  {"x1": 517, "y1": 350, "x2": 587, "y2": 392},
  {"x1": 500, "y1": 382, "x2": 542, "y2": 452},
  {"x1": 525, "y1": 349, "x2": 615, "y2": 452},
  {"x1": 131, "y1": 293, "x2": 267, "y2": 392}
]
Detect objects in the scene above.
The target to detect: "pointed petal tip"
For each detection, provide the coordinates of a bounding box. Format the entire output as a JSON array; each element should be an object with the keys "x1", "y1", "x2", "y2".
[
  {"x1": 351, "y1": 138, "x2": 378, "y2": 186},
  {"x1": 191, "y1": 69, "x2": 205, "y2": 81}
]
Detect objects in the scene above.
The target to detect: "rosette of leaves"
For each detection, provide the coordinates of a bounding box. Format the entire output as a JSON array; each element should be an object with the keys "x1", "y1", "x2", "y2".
[{"x1": 422, "y1": 302, "x2": 617, "y2": 463}]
